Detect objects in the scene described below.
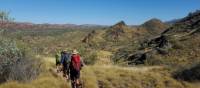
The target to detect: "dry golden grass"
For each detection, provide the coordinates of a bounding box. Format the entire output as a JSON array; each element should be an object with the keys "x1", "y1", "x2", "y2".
[
  {"x1": 0, "y1": 56, "x2": 70, "y2": 88},
  {"x1": 0, "y1": 56, "x2": 196, "y2": 88},
  {"x1": 95, "y1": 50, "x2": 113, "y2": 65},
  {"x1": 81, "y1": 65, "x2": 194, "y2": 88},
  {"x1": 0, "y1": 72, "x2": 70, "y2": 88}
]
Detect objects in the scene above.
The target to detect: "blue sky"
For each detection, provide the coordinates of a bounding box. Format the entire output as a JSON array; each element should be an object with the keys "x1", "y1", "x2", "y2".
[{"x1": 0, "y1": 0, "x2": 200, "y2": 25}]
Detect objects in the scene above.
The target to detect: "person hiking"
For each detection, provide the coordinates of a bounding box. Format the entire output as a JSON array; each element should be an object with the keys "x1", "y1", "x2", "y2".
[
  {"x1": 70, "y1": 49, "x2": 84, "y2": 88},
  {"x1": 55, "y1": 51, "x2": 61, "y2": 73},
  {"x1": 61, "y1": 50, "x2": 71, "y2": 79}
]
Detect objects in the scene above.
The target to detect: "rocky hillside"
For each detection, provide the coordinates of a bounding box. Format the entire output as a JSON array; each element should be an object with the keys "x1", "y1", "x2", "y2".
[
  {"x1": 82, "y1": 20, "x2": 168, "y2": 51},
  {"x1": 141, "y1": 18, "x2": 168, "y2": 35},
  {"x1": 104, "y1": 21, "x2": 133, "y2": 41},
  {"x1": 82, "y1": 21, "x2": 134, "y2": 50},
  {"x1": 125, "y1": 10, "x2": 200, "y2": 66}
]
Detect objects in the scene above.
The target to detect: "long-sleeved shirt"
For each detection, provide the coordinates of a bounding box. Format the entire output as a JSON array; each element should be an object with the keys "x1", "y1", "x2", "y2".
[{"x1": 61, "y1": 53, "x2": 71, "y2": 65}]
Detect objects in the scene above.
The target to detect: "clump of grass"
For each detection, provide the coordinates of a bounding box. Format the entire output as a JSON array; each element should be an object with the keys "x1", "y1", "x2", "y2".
[
  {"x1": 83, "y1": 51, "x2": 98, "y2": 65},
  {"x1": 95, "y1": 50, "x2": 112, "y2": 65},
  {"x1": 81, "y1": 66, "x2": 99, "y2": 88}
]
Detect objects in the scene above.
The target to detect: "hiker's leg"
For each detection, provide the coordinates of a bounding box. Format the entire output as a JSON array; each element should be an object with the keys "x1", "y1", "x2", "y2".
[
  {"x1": 75, "y1": 70, "x2": 81, "y2": 85},
  {"x1": 71, "y1": 80, "x2": 76, "y2": 88},
  {"x1": 63, "y1": 66, "x2": 67, "y2": 77},
  {"x1": 70, "y1": 74, "x2": 76, "y2": 88},
  {"x1": 76, "y1": 79, "x2": 80, "y2": 85},
  {"x1": 56, "y1": 66, "x2": 59, "y2": 73},
  {"x1": 56, "y1": 62, "x2": 59, "y2": 72},
  {"x1": 66, "y1": 64, "x2": 70, "y2": 79},
  {"x1": 56, "y1": 64, "x2": 61, "y2": 72}
]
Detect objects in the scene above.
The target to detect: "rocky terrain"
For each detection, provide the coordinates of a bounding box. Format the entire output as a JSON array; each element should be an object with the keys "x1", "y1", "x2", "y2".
[
  {"x1": 82, "y1": 19, "x2": 168, "y2": 52},
  {"x1": 122, "y1": 10, "x2": 200, "y2": 66}
]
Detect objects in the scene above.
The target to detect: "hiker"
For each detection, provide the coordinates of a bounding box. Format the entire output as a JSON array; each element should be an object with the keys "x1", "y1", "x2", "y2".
[
  {"x1": 61, "y1": 50, "x2": 71, "y2": 79},
  {"x1": 55, "y1": 51, "x2": 61, "y2": 73},
  {"x1": 70, "y1": 49, "x2": 84, "y2": 87}
]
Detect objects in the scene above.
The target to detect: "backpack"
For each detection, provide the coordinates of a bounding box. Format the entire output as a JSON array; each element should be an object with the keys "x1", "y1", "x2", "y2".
[
  {"x1": 71, "y1": 54, "x2": 81, "y2": 71},
  {"x1": 62, "y1": 53, "x2": 71, "y2": 64}
]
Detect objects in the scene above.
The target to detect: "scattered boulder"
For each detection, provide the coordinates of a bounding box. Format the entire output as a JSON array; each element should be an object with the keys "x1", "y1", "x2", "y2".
[
  {"x1": 127, "y1": 51, "x2": 147, "y2": 65},
  {"x1": 148, "y1": 35, "x2": 171, "y2": 49},
  {"x1": 173, "y1": 63, "x2": 200, "y2": 82}
]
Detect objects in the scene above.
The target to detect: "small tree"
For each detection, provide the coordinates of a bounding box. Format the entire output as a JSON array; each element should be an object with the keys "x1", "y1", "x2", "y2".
[
  {"x1": 0, "y1": 11, "x2": 14, "y2": 22},
  {"x1": 0, "y1": 11, "x2": 14, "y2": 27}
]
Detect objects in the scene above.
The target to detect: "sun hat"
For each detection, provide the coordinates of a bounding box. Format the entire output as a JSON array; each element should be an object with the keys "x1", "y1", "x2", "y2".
[{"x1": 72, "y1": 49, "x2": 78, "y2": 54}]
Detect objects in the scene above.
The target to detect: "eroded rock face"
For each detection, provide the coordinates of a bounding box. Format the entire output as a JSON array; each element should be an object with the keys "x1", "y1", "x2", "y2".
[
  {"x1": 112, "y1": 21, "x2": 126, "y2": 28},
  {"x1": 147, "y1": 35, "x2": 171, "y2": 48},
  {"x1": 127, "y1": 51, "x2": 147, "y2": 65},
  {"x1": 127, "y1": 10, "x2": 200, "y2": 65},
  {"x1": 163, "y1": 10, "x2": 200, "y2": 35},
  {"x1": 82, "y1": 19, "x2": 169, "y2": 49},
  {"x1": 82, "y1": 30, "x2": 96, "y2": 43},
  {"x1": 105, "y1": 21, "x2": 132, "y2": 41}
]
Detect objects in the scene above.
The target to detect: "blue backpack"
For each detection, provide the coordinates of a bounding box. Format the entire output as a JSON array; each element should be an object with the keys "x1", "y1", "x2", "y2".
[{"x1": 62, "y1": 53, "x2": 71, "y2": 64}]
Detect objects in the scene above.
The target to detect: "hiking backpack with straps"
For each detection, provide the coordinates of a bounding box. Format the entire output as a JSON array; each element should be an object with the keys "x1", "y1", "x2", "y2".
[
  {"x1": 62, "y1": 53, "x2": 71, "y2": 64},
  {"x1": 71, "y1": 54, "x2": 81, "y2": 71}
]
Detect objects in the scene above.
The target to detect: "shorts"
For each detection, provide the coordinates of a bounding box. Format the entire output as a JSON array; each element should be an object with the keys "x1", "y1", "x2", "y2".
[
  {"x1": 63, "y1": 64, "x2": 70, "y2": 75},
  {"x1": 70, "y1": 69, "x2": 80, "y2": 80}
]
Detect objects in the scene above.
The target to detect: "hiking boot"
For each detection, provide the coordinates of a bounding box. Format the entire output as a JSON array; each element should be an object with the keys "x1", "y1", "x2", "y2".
[{"x1": 76, "y1": 83, "x2": 82, "y2": 88}]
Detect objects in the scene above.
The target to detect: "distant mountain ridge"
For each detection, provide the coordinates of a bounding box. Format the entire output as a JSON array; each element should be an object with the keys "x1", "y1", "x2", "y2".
[
  {"x1": 165, "y1": 19, "x2": 181, "y2": 25},
  {"x1": 0, "y1": 21, "x2": 106, "y2": 30}
]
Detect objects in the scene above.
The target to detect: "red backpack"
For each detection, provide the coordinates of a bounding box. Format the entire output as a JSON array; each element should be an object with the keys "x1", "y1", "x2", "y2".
[{"x1": 71, "y1": 54, "x2": 81, "y2": 71}]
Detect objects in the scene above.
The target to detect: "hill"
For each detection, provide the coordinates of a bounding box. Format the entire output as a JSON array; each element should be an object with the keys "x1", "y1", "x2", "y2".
[
  {"x1": 141, "y1": 18, "x2": 168, "y2": 35},
  {"x1": 120, "y1": 10, "x2": 200, "y2": 66},
  {"x1": 82, "y1": 19, "x2": 168, "y2": 52}
]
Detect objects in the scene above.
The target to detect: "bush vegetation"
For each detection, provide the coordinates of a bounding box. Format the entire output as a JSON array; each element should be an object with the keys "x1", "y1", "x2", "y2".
[{"x1": 0, "y1": 37, "x2": 41, "y2": 83}]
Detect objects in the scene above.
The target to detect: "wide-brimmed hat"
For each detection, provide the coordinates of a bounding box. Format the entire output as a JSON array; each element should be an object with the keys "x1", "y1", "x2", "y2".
[
  {"x1": 63, "y1": 48, "x2": 69, "y2": 52},
  {"x1": 72, "y1": 49, "x2": 78, "y2": 54}
]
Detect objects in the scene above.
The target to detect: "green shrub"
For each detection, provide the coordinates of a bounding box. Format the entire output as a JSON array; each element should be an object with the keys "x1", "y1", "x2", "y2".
[
  {"x1": 0, "y1": 38, "x2": 41, "y2": 83},
  {"x1": 83, "y1": 51, "x2": 98, "y2": 65}
]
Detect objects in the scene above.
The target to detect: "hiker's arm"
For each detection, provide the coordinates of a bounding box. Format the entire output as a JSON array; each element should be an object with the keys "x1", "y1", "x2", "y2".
[
  {"x1": 80, "y1": 57, "x2": 85, "y2": 67},
  {"x1": 60, "y1": 56, "x2": 64, "y2": 65}
]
